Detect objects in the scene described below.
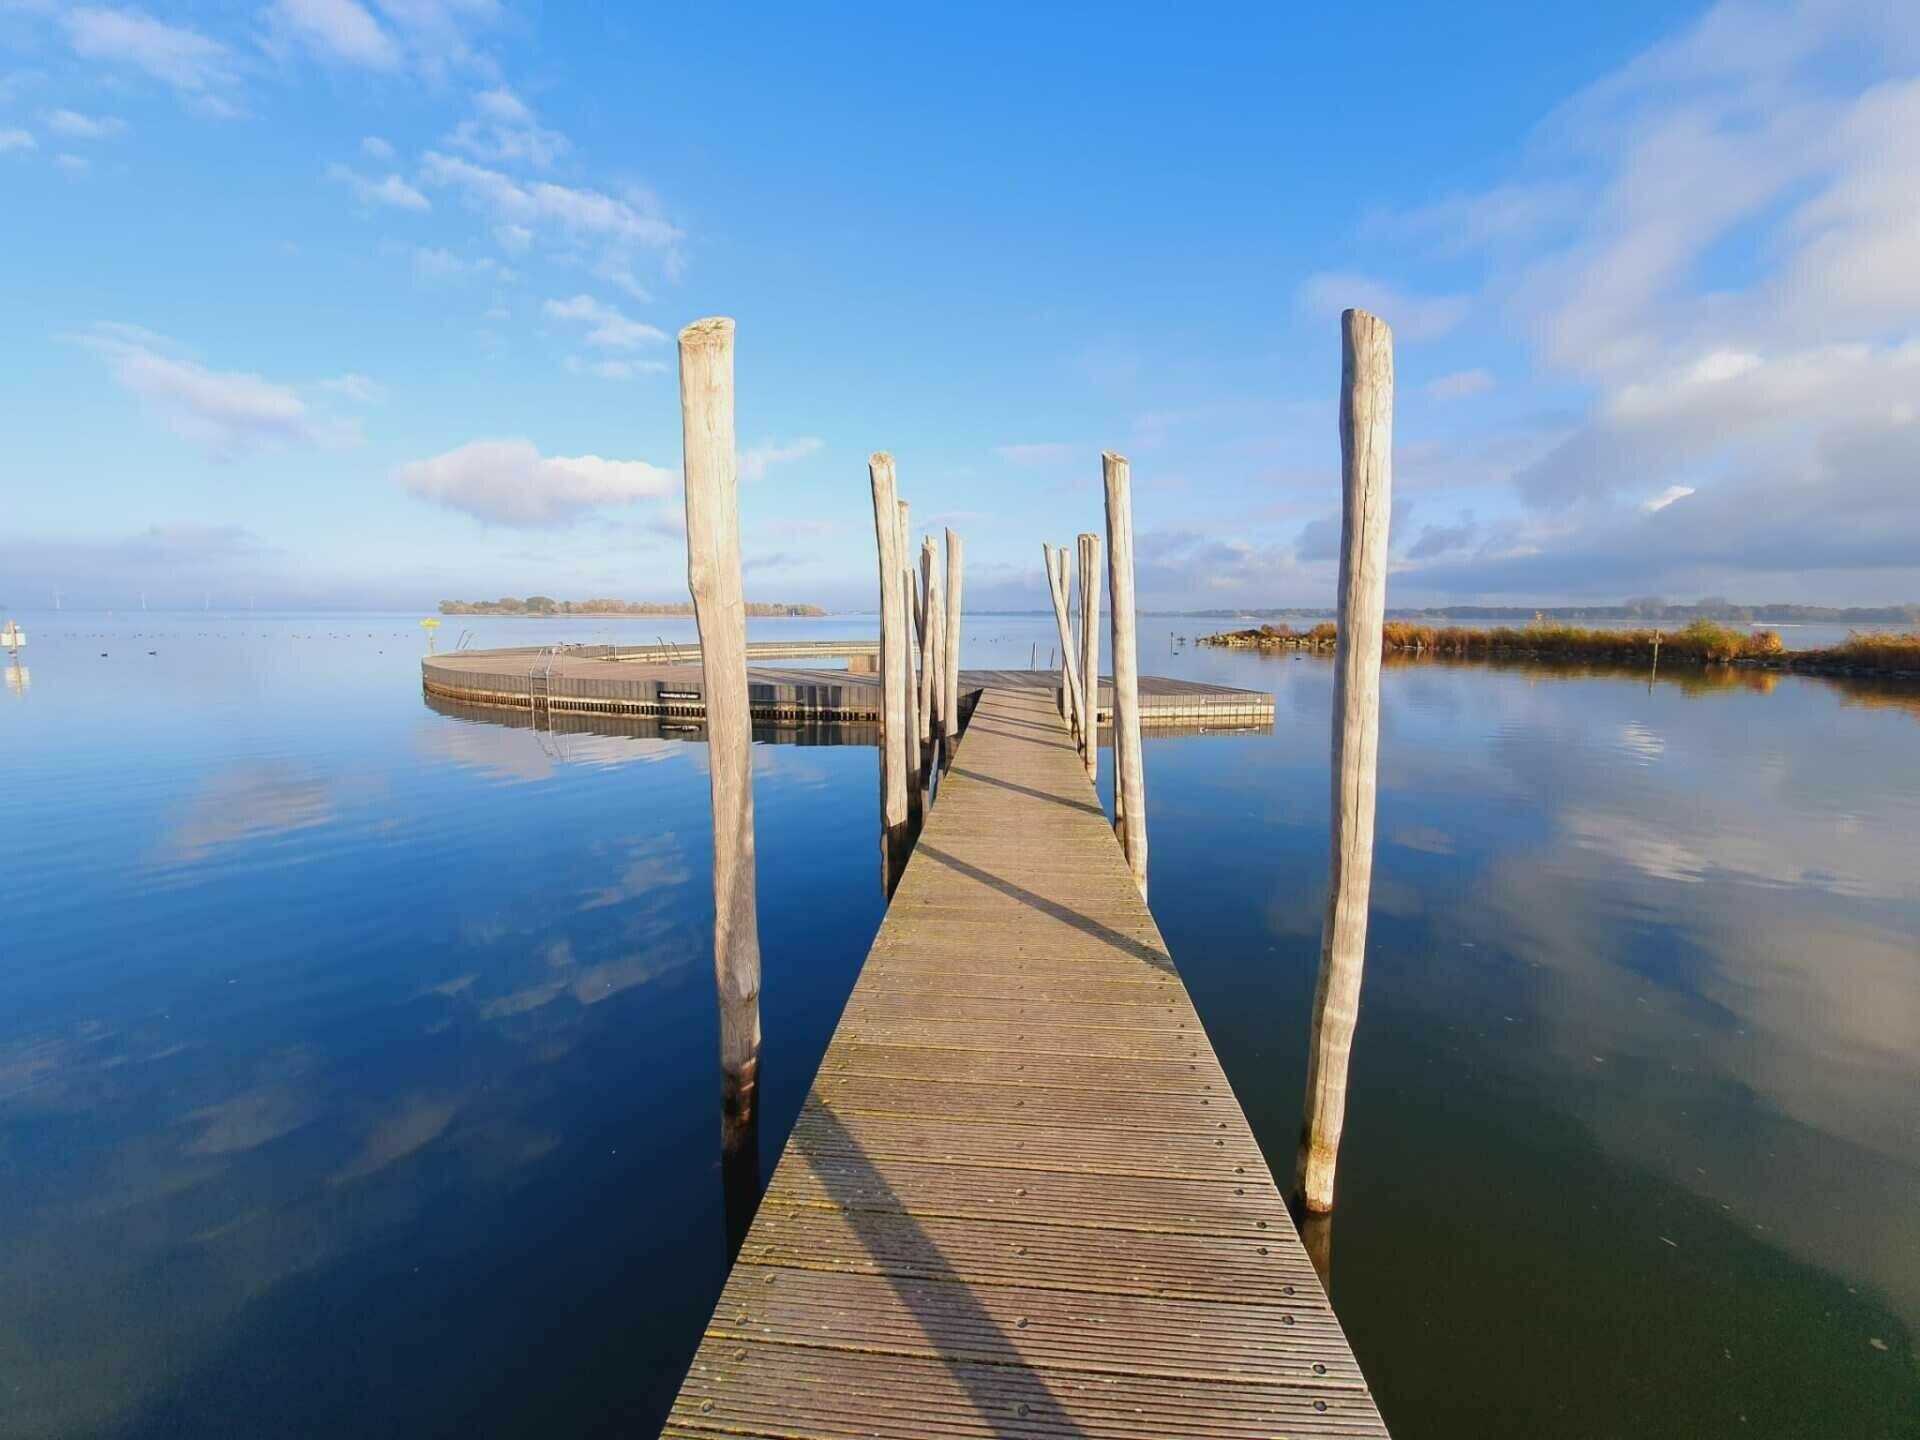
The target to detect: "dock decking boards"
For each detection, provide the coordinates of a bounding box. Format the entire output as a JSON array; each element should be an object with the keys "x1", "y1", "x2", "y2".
[
  {"x1": 422, "y1": 650, "x2": 1274, "y2": 726},
  {"x1": 662, "y1": 685, "x2": 1388, "y2": 1439}
]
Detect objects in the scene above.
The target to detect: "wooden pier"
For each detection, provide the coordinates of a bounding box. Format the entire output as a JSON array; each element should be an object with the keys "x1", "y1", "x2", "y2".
[
  {"x1": 662, "y1": 684, "x2": 1387, "y2": 1438},
  {"x1": 422, "y1": 647, "x2": 1274, "y2": 727}
]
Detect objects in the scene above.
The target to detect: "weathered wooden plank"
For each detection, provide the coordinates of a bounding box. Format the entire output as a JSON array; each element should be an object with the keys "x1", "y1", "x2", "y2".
[
  {"x1": 661, "y1": 684, "x2": 1387, "y2": 1437},
  {"x1": 737, "y1": 1206, "x2": 1326, "y2": 1304},
  {"x1": 667, "y1": 1347, "x2": 1384, "y2": 1440}
]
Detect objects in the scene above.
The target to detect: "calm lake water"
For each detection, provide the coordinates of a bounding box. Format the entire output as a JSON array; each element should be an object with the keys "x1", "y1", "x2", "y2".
[{"x1": 2, "y1": 612, "x2": 1916, "y2": 1438}]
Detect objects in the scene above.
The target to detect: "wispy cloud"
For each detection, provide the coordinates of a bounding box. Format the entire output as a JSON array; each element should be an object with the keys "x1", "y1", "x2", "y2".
[
  {"x1": 741, "y1": 437, "x2": 824, "y2": 481},
  {"x1": 63, "y1": 8, "x2": 241, "y2": 116},
  {"x1": 445, "y1": 86, "x2": 567, "y2": 168},
  {"x1": 75, "y1": 324, "x2": 358, "y2": 457},
  {"x1": 0, "y1": 128, "x2": 34, "y2": 153},
  {"x1": 594, "y1": 259, "x2": 650, "y2": 303},
  {"x1": 1427, "y1": 368, "x2": 1496, "y2": 399},
  {"x1": 396, "y1": 438, "x2": 674, "y2": 524},
  {"x1": 420, "y1": 150, "x2": 682, "y2": 258},
  {"x1": 1641, "y1": 484, "x2": 1695, "y2": 513},
  {"x1": 542, "y1": 294, "x2": 664, "y2": 349},
  {"x1": 263, "y1": 0, "x2": 400, "y2": 70},
  {"x1": 326, "y1": 161, "x2": 430, "y2": 211},
  {"x1": 318, "y1": 372, "x2": 380, "y2": 401},
  {"x1": 45, "y1": 108, "x2": 125, "y2": 140},
  {"x1": 360, "y1": 134, "x2": 393, "y2": 160},
  {"x1": 1298, "y1": 272, "x2": 1468, "y2": 341},
  {"x1": 413, "y1": 246, "x2": 511, "y2": 281}
]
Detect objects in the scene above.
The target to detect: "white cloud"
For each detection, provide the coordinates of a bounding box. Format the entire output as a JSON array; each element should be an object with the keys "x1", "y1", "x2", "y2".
[
  {"x1": 326, "y1": 161, "x2": 429, "y2": 211},
  {"x1": 265, "y1": 0, "x2": 400, "y2": 69},
  {"x1": 361, "y1": 134, "x2": 394, "y2": 160},
  {"x1": 741, "y1": 437, "x2": 824, "y2": 481},
  {"x1": 63, "y1": 8, "x2": 240, "y2": 115},
  {"x1": 420, "y1": 150, "x2": 682, "y2": 255},
  {"x1": 1426, "y1": 368, "x2": 1496, "y2": 399},
  {"x1": 543, "y1": 294, "x2": 664, "y2": 349},
  {"x1": 1641, "y1": 485, "x2": 1695, "y2": 513},
  {"x1": 563, "y1": 356, "x2": 667, "y2": 381},
  {"x1": 0, "y1": 128, "x2": 34, "y2": 152},
  {"x1": 1368, "y1": 0, "x2": 1920, "y2": 600},
  {"x1": 493, "y1": 222, "x2": 532, "y2": 252},
  {"x1": 1300, "y1": 272, "x2": 1468, "y2": 341},
  {"x1": 76, "y1": 325, "x2": 357, "y2": 458},
  {"x1": 396, "y1": 438, "x2": 675, "y2": 524},
  {"x1": 45, "y1": 108, "x2": 125, "y2": 139},
  {"x1": 445, "y1": 85, "x2": 567, "y2": 167},
  {"x1": 54, "y1": 152, "x2": 87, "y2": 176}
]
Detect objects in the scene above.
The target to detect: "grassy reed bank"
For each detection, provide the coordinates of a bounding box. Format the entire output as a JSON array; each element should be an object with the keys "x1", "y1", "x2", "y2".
[{"x1": 1201, "y1": 620, "x2": 1920, "y2": 676}]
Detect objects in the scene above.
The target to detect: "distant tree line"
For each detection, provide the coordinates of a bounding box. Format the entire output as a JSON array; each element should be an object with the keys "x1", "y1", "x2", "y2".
[{"x1": 439, "y1": 597, "x2": 826, "y2": 617}]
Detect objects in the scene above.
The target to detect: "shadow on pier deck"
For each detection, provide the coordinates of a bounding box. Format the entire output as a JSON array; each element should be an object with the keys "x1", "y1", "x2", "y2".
[{"x1": 662, "y1": 685, "x2": 1386, "y2": 1438}]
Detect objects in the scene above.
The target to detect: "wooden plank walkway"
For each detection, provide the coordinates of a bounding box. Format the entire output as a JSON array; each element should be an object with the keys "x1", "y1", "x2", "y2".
[{"x1": 663, "y1": 685, "x2": 1388, "y2": 1438}]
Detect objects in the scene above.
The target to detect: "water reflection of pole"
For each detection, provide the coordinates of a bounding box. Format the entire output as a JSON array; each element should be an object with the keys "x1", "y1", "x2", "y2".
[
  {"x1": 1296, "y1": 308, "x2": 1393, "y2": 1215},
  {"x1": 678, "y1": 316, "x2": 763, "y2": 1155},
  {"x1": 720, "y1": 1106, "x2": 762, "y2": 1263},
  {"x1": 1298, "y1": 1210, "x2": 1333, "y2": 1294}
]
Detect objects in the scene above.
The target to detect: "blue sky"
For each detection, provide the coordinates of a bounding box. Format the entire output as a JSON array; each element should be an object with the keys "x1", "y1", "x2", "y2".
[{"x1": 3, "y1": 0, "x2": 1918, "y2": 611}]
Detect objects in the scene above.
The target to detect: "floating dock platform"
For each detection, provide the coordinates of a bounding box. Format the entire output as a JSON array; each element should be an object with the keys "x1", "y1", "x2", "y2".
[{"x1": 421, "y1": 643, "x2": 1274, "y2": 728}]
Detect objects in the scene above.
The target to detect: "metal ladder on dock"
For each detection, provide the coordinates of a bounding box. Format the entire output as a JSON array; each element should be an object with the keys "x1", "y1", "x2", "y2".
[{"x1": 527, "y1": 649, "x2": 557, "y2": 727}]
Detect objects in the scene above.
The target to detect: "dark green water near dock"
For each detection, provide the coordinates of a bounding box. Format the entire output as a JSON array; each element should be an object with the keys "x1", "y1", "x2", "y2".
[{"x1": 1, "y1": 614, "x2": 1915, "y2": 1437}]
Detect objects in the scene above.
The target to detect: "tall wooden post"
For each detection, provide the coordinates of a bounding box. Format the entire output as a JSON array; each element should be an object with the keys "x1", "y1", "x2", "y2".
[
  {"x1": 1057, "y1": 550, "x2": 1073, "y2": 724},
  {"x1": 870, "y1": 454, "x2": 910, "y2": 892},
  {"x1": 1077, "y1": 531, "x2": 1101, "y2": 783},
  {"x1": 897, "y1": 499, "x2": 923, "y2": 821},
  {"x1": 943, "y1": 529, "x2": 964, "y2": 758},
  {"x1": 678, "y1": 317, "x2": 762, "y2": 1142},
  {"x1": 1296, "y1": 308, "x2": 1394, "y2": 1215},
  {"x1": 1044, "y1": 543, "x2": 1088, "y2": 751},
  {"x1": 918, "y1": 536, "x2": 938, "y2": 753},
  {"x1": 1103, "y1": 452, "x2": 1148, "y2": 899}
]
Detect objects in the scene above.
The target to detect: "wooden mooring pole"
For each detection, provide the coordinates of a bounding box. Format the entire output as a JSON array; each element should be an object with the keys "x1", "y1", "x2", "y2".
[
  {"x1": 1296, "y1": 307, "x2": 1394, "y2": 1215},
  {"x1": 898, "y1": 499, "x2": 923, "y2": 825},
  {"x1": 1044, "y1": 543, "x2": 1088, "y2": 752},
  {"x1": 1077, "y1": 531, "x2": 1101, "y2": 784},
  {"x1": 919, "y1": 536, "x2": 938, "y2": 757},
  {"x1": 870, "y1": 454, "x2": 910, "y2": 892},
  {"x1": 677, "y1": 317, "x2": 762, "y2": 1144},
  {"x1": 923, "y1": 536, "x2": 944, "y2": 752},
  {"x1": 943, "y1": 528, "x2": 964, "y2": 761},
  {"x1": 1103, "y1": 452, "x2": 1148, "y2": 899}
]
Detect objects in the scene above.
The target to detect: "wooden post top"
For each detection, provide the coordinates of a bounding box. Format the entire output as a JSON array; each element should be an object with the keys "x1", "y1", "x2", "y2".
[{"x1": 679, "y1": 316, "x2": 736, "y2": 347}]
